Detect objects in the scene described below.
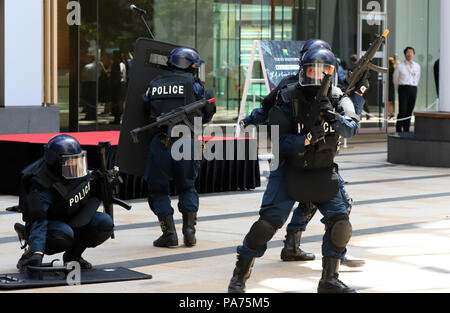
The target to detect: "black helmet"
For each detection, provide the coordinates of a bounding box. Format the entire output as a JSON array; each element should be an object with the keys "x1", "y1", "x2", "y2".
[
  {"x1": 167, "y1": 47, "x2": 204, "y2": 70},
  {"x1": 44, "y1": 135, "x2": 88, "y2": 179},
  {"x1": 300, "y1": 39, "x2": 332, "y2": 64},
  {"x1": 299, "y1": 48, "x2": 336, "y2": 87}
]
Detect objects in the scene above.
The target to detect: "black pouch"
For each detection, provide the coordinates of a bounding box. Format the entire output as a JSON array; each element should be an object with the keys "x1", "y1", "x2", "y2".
[{"x1": 285, "y1": 165, "x2": 339, "y2": 204}]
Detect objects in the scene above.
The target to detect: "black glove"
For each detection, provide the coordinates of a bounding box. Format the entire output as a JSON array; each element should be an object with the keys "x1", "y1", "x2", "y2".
[
  {"x1": 203, "y1": 89, "x2": 216, "y2": 118},
  {"x1": 317, "y1": 96, "x2": 333, "y2": 111},
  {"x1": 203, "y1": 101, "x2": 216, "y2": 118},
  {"x1": 355, "y1": 71, "x2": 370, "y2": 95},
  {"x1": 307, "y1": 125, "x2": 326, "y2": 145},
  {"x1": 322, "y1": 110, "x2": 339, "y2": 123},
  {"x1": 22, "y1": 253, "x2": 43, "y2": 268},
  {"x1": 158, "y1": 133, "x2": 171, "y2": 150},
  {"x1": 239, "y1": 119, "x2": 249, "y2": 129}
]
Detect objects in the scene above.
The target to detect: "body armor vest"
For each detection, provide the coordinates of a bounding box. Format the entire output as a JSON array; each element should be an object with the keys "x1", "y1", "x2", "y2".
[
  {"x1": 274, "y1": 84, "x2": 341, "y2": 204},
  {"x1": 145, "y1": 69, "x2": 197, "y2": 136},
  {"x1": 21, "y1": 159, "x2": 96, "y2": 226},
  {"x1": 282, "y1": 83, "x2": 340, "y2": 170}
]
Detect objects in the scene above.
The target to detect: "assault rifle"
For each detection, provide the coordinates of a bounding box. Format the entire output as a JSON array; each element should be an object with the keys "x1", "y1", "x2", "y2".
[
  {"x1": 302, "y1": 66, "x2": 335, "y2": 144},
  {"x1": 345, "y1": 30, "x2": 390, "y2": 95},
  {"x1": 96, "y1": 142, "x2": 132, "y2": 239},
  {"x1": 130, "y1": 97, "x2": 216, "y2": 144}
]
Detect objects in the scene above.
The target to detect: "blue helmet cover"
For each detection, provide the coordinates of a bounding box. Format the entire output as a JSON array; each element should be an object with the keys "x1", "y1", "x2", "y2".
[
  {"x1": 44, "y1": 135, "x2": 83, "y2": 167},
  {"x1": 167, "y1": 47, "x2": 205, "y2": 70}
]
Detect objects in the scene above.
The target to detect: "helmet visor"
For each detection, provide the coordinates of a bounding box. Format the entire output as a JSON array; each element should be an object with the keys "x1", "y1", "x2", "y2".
[
  {"x1": 61, "y1": 151, "x2": 88, "y2": 179},
  {"x1": 299, "y1": 63, "x2": 334, "y2": 86}
]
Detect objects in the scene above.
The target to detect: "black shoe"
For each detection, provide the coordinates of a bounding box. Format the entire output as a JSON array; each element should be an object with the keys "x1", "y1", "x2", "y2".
[
  {"x1": 182, "y1": 212, "x2": 197, "y2": 247},
  {"x1": 63, "y1": 242, "x2": 92, "y2": 270},
  {"x1": 341, "y1": 256, "x2": 365, "y2": 268},
  {"x1": 63, "y1": 253, "x2": 93, "y2": 270},
  {"x1": 281, "y1": 231, "x2": 315, "y2": 262},
  {"x1": 154, "y1": 215, "x2": 179, "y2": 247},
  {"x1": 318, "y1": 257, "x2": 356, "y2": 293},
  {"x1": 16, "y1": 249, "x2": 33, "y2": 270},
  {"x1": 228, "y1": 255, "x2": 255, "y2": 293}
]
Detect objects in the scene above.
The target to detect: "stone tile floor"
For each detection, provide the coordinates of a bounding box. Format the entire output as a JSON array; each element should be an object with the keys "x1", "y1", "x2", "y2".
[{"x1": 0, "y1": 134, "x2": 449, "y2": 293}]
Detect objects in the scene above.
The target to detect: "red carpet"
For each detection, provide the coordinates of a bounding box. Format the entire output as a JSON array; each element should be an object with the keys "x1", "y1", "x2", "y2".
[
  {"x1": 0, "y1": 132, "x2": 120, "y2": 146},
  {"x1": 0, "y1": 132, "x2": 254, "y2": 146}
]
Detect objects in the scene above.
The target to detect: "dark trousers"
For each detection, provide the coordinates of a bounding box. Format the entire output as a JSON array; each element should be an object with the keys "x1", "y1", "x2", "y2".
[
  {"x1": 144, "y1": 137, "x2": 200, "y2": 218},
  {"x1": 396, "y1": 85, "x2": 418, "y2": 133}
]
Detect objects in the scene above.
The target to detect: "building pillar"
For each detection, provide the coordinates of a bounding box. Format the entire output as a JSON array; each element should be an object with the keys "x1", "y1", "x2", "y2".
[
  {"x1": 3, "y1": 0, "x2": 42, "y2": 107},
  {"x1": 440, "y1": 0, "x2": 450, "y2": 112},
  {"x1": 0, "y1": 1, "x2": 59, "y2": 135}
]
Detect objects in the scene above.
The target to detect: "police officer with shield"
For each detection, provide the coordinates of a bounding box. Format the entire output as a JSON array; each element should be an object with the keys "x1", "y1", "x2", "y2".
[
  {"x1": 142, "y1": 47, "x2": 215, "y2": 248},
  {"x1": 242, "y1": 39, "x2": 367, "y2": 267},
  {"x1": 230, "y1": 48, "x2": 369, "y2": 293},
  {"x1": 16, "y1": 135, "x2": 114, "y2": 271}
]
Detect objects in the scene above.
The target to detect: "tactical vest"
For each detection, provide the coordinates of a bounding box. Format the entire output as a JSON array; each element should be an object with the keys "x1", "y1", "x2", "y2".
[
  {"x1": 20, "y1": 158, "x2": 97, "y2": 227},
  {"x1": 280, "y1": 83, "x2": 340, "y2": 170},
  {"x1": 145, "y1": 70, "x2": 197, "y2": 135},
  {"x1": 274, "y1": 84, "x2": 341, "y2": 204}
]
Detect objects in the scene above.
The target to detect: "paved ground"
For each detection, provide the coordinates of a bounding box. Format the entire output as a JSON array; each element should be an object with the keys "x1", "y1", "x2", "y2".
[{"x1": 1, "y1": 133, "x2": 449, "y2": 293}]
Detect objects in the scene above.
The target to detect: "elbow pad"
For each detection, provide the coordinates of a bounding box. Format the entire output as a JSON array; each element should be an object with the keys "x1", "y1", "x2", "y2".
[{"x1": 339, "y1": 96, "x2": 360, "y2": 123}]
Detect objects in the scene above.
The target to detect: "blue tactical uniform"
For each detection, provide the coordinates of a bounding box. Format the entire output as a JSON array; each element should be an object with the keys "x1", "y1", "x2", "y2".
[
  {"x1": 142, "y1": 69, "x2": 204, "y2": 217},
  {"x1": 229, "y1": 48, "x2": 369, "y2": 294},
  {"x1": 16, "y1": 135, "x2": 114, "y2": 271},
  {"x1": 242, "y1": 70, "x2": 367, "y2": 267},
  {"x1": 142, "y1": 47, "x2": 214, "y2": 248},
  {"x1": 237, "y1": 93, "x2": 361, "y2": 260}
]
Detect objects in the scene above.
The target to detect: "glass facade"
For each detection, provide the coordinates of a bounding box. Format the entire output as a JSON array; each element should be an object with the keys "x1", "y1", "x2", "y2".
[
  {"x1": 51, "y1": 0, "x2": 440, "y2": 132},
  {"x1": 390, "y1": 0, "x2": 440, "y2": 113}
]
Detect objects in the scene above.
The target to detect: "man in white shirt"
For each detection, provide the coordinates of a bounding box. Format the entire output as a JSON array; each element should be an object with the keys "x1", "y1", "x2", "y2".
[{"x1": 393, "y1": 47, "x2": 421, "y2": 133}]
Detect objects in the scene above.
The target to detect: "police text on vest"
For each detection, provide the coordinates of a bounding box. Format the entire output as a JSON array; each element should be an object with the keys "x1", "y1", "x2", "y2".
[{"x1": 151, "y1": 85, "x2": 185, "y2": 96}]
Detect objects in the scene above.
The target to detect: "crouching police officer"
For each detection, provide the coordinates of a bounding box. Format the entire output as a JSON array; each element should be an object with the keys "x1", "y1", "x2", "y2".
[
  {"x1": 16, "y1": 135, "x2": 114, "y2": 271},
  {"x1": 142, "y1": 47, "x2": 215, "y2": 248},
  {"x1": 229, "y1": 48, "x2": 369, "y2": 293}
]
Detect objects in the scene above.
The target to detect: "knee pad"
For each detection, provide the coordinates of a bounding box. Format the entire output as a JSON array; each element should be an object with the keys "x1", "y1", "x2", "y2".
[
  {"x1": 326, "y1": 215, "x2": 352, "y2": 254},
  {"x1": 246, "y1": 217, "x2": 278, "y2": 251},
  {"x1": 45, "y1": 230, "x2": 74, "y2": 255}
]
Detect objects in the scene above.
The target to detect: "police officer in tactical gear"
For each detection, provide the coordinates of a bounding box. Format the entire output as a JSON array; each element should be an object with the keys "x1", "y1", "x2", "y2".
[
  {"x1": 230, "y1": 47, "x2": 369, "y2": 293},
  {"x1": 241, "y1": 40, "x2": 368, "y2": 268},
  {"x1": 16, "y1": 135, "x2": 114, "y2": 271},
  {"x1": 142, "y1": 47, "x2": 215, "y2": 248}
]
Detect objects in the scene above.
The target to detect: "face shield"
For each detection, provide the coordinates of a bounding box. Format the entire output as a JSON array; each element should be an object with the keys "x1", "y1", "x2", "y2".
[
  {"x1": 61, "y1": 151, "x2": 88, "y2": 179},
  {"x1": 299, "y1": 63, "x2": 335, "y2": 87}
]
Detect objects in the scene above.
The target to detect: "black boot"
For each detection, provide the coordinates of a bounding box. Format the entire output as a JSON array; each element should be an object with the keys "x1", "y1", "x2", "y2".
[
  {"x1": 228, "y1": 255, "x2": 255, "y2": 293},
  {"x1": 341, "y1": 256, "x2": 366, "y2": 268},
  {"x1": 318, "y1": 257, "x2": 356, "y2": 293},
  {"x1": 182, "y1": 212, "x2": 197, "y2": 247},
  {"x1": 281, "y1": 231, "x2": 315, "y2": 261},
  {"x1": 154, "y1": 215, "x2": 178, "y2": 247},
  {"x1": 63, "y1": 242, "x2": 92, "y2": 270},
  {"x1": 16, "y1": 249, "x2": 33, "y2": 270}
]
